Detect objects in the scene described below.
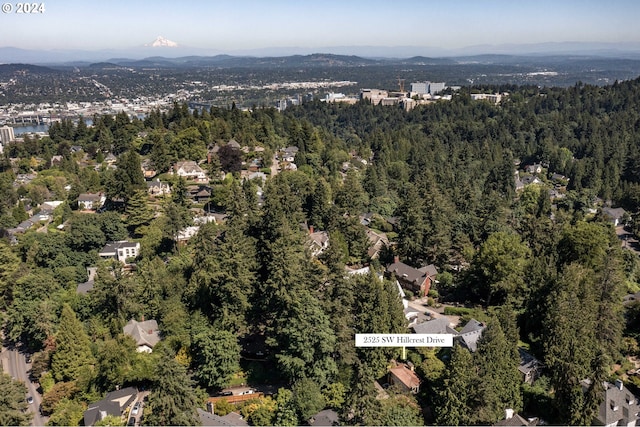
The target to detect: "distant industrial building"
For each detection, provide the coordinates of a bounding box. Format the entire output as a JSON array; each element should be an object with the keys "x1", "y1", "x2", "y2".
[
  {"x1": 361, "y1": 89, "x2": 388, "y2": 105},
  {"x1": 470, "y1": 93, "x2": 505, "y2": 104},
  {"x1": 0, "y1": 125, "x2": 15, "y2": 144},
  {"x1": 410, "y1": 81, "x2": 446, "y2": 96}
]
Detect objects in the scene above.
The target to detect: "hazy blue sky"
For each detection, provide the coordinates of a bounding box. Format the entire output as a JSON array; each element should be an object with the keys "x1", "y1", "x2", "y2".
[{"x1": 2, "y1": 0, "x2": 639, "y2": 51}]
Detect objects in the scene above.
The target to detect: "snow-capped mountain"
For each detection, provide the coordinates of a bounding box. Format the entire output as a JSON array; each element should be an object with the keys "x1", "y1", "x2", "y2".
[{"x1": 146, "y1": 36, "x2": 178, "y2": 48}]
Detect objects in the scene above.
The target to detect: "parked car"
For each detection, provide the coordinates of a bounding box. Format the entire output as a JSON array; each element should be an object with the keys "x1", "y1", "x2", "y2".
[
  {"x1": 132, "y1": 403, "x2": 140, "y2": 415},
  {"x1": 127, "y1": 417, "x2": 136, "y2": 426},
  {"x1": 26, "y1": 396, "x2": 34, "y2": 404}
]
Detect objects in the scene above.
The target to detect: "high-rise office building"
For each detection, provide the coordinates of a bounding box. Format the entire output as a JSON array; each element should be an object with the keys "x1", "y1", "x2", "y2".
[{"x1": 0, "y1": 126, "x2": 15, "y2": 144}]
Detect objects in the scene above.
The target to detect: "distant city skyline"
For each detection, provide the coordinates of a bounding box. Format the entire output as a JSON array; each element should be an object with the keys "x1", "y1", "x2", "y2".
[{"x1": 1, "y1": 0, "x2": 639, "y2": 55}]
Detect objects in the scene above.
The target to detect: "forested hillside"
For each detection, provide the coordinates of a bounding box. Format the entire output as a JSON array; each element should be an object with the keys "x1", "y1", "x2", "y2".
[{"x1": 2, "y1": 78, "x2": 640, "y2": 425}]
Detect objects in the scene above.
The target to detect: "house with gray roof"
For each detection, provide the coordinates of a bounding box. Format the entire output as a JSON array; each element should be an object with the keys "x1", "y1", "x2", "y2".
[
  {"x1": 123, "y1": 319, "x2": 161, "y2": 353},
  {"x1": 455, "y1": 319, "x2": 486, "y2": 352},
  {"x1": 198, "y1": 408, "x2": 248, "y2": 426},
  {"x1": 602, "y1": 207, "x2": 627, "y2": 227},
  {"x1": 518, "y1": 348, "x2": 542, "y2": 384},
  {"x1": 494, "y1": 409, "x2": 538, "y2": 426},
  {"x1": 78, "y1": 192, "x2": 106, "y2": 210},
  {"x1": 412, "y1": 316, "x2": 457, "y2": 335},
  {"x1": 582, "y1": 379, "x2": 640, "y2": 427},
  {"x1": 309, "y1": 409, "x2": 340, "y2": 426},
  {"x1": 83, "y1": 387, "x2": 138, "y2": 427},
  {"x1": 147, "y1": 179, "x2": 171, "y2": 196}
]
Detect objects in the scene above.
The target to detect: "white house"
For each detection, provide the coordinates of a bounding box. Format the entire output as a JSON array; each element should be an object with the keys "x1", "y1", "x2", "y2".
[
  {"x1": 78, "y1": 193, "x2": 106, "y2": 210},
  {"x1": 99, "y1": 241, "x2": 140, "y2": 263},
  {"x1": 172, "y1": 160, "x2": 209, "y2": 183}
]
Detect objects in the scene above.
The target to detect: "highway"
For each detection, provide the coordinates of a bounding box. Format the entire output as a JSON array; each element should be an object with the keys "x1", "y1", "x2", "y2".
[{"x1": 0, "y1": 340, "x2": 48, "y2": 426}]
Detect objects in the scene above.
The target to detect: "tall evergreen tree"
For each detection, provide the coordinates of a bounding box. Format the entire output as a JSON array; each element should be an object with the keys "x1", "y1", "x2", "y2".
[
  {"x1": 144, "y1": 351, "x2": 200, "y2": 426},
  {"x1": 192, "y1": 328, "x2": 241, "y2": 390},
  {"x1": 51, "y1": 304, "x2": 96, "y2": 383},
  {"x1": 544, "y1": 263, "x2": 599, "y2": 423},
  {"x1": 474, "y1": 320, "x2": 523, "y2": 424},
  {"x1": 126, "y1": 189, "x2": 155, "y2": 237},
  {"x1": 434, "y1": 345, "x2": 477, "y2": 426}
]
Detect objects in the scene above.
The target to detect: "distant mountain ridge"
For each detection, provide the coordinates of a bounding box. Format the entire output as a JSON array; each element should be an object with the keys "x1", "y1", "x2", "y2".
[{"x1": 2, "y1": 41, "x2": 640, "y2": 65}]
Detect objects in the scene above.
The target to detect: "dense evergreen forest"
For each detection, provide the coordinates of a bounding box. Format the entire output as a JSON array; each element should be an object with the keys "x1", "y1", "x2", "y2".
[{"x1": 2, "y1": 78, "x2": 640, "y2": 425}]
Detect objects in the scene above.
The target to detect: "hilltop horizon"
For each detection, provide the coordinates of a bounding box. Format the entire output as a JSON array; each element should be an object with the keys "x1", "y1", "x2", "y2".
[{"x1": 3, "y1": 39, "x2": 640, "y2": 65}]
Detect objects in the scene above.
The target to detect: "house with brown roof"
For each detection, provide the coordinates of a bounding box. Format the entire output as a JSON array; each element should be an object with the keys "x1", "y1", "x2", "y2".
[
  {"x1": 388, "y1": 362, "x2": 420, "y2": 394},
  {"x1": 386, "y1": 257, "x2": 437, "y2": 297}
]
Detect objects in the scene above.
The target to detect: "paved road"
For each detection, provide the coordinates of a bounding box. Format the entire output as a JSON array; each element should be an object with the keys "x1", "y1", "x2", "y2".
[{"x1": 1, "y1": 343, "x2": 48, "y2": 426}]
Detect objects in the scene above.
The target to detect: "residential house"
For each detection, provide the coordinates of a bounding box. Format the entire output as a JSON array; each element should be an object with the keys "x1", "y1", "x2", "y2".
[
  {"x1": 14, "y1": 173, "x2": 37, "y2": 186},
  {"x1": 518, "y1": 348, "x2": 542, "y2": 384},
  {"x1": 123, "y1": 318, "x2": 161, "y2": 353},
  {"x1": 198, "y1": 408, "x2": 248, "y2": 426},
  {"x1": 141, "y1": 158, "x2": 157, "y2": 179},
  {"x1": 308, "y1": 226, "x2": 330, "y2": 256},
  {"x1": 366, "y1": 229, "x2": 389, "y2": 260},
  {"x1": 248, "y1": 158, "x2": 262, "y2": 172},
  {"x1": 525, "y1": 163, "x2": 543, "y2": 174},
  {"x1": 521, "y1": 175, "x2": 542, "y2": 186},
  {"x1": 83, "y1": 387, "x2": 138, "y2": 427},
  {"x1": 412, "y1": 316, "x2": 457, "y2": 336},
  {"x1": 281, "y1": 146, "x2": 299, "y2": 163},
  {"x1": 50, "y1": 155, "x2": 63, "y2": 167},
  {"x1": 177, "y1": 226, "x2": 200, "y2": 244},
  {"x1": 104, "y1": 153, "x2": 118, "y2": 166},
  {"x1": 359, "y1": 213, "x2": 374, "y2": 227},
  {"x1": 309, "y1": 409, "x2": 340, "y2": 426},
  {"x1": 411, "y1": 316, "x2": 486, "y2": 352},
  {"x1": 227, "y1": 139, "x2": 241, "y2": 150},
  {"x1": 602, "y1": 207, "x2": 627, "y2": 227},
  {"x1": 194, "y1": 187, "x2": 212, "y2": 204},
  {"x1": 78, "y1": 192, "x2": 106, "y2": 210},
  {"x1": 172, "y1": 160, "x2": 209, "y2": 183},
  {"x1": 388, "y1": 362, "x2": 420, "y2": 394},
  {"x1": 147, "y1": 180, "x2": 171, "y2": 196},
  {"x1": 246, "y1": 171, "x2": 267, "y2": 186},
  {"x1": 99, "y1": 241, "x2": 140, "y2": 264},
  {"x1": 386, "y1": 257, "x2": 438, "y2": 297},
  {"x1": 309, "y1": 230, "x2": 330, "y2": 256},
  {"x1": 494, "y1": 409, "x2": 538, "y2": 426},
  {"x1": 583, "y1": 379, "x2": 640, "y2": 427},
  {"x1": 454, "y1": 319, "x2": 486, "y2": 352},
  {"x1": 40, "y1": 200, "x2": 64, "y2": 214}
]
